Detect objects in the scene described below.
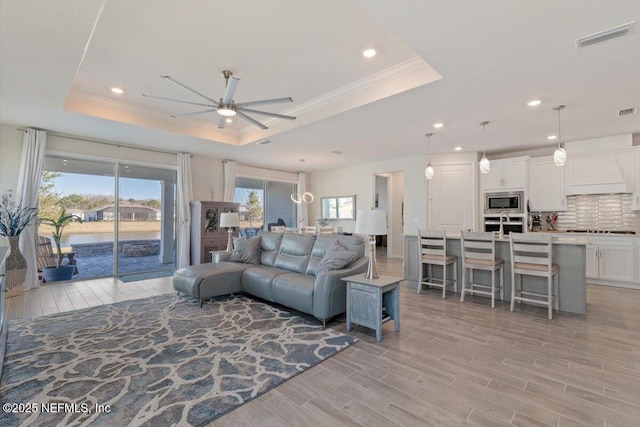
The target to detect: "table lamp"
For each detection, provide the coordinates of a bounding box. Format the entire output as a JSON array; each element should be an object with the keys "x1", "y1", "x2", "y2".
[
  {"x1": 220, "y1": 212, "x2": 240, "y2": 252},
  {"x1": 355, "y1": 209, "x2": 387, "y2": 279}
]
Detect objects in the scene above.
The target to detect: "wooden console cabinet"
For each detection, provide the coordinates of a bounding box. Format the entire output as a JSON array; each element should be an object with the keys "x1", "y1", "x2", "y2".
[{"x1": 190, "y1": 201, "x2": 240, "y2": 265}]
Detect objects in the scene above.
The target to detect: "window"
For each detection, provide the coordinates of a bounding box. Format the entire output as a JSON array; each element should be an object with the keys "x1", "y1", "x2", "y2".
[{"x1": 234, "y1": 177, "x2": 296, "y2": 233}]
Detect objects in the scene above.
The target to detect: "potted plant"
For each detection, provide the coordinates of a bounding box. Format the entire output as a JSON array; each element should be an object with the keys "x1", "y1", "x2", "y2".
[
  {"x1": 0, "y1": 190, "x2": 38, "y2": 295},
  {"x1": 39, "y1": 208, "x2": 82, "y2": 282}
]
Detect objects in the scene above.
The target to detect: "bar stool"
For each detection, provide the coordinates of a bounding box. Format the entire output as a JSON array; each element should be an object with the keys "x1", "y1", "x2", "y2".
[
  {"x1": 509, "y1": 233, "x2": 558, "y2": 320},
  {"x1": 460, "y1": 231, "x2": 504, "y2": 308},
  {"x1": 417, "y1": 230, "x2": 457, "y2": 298}
]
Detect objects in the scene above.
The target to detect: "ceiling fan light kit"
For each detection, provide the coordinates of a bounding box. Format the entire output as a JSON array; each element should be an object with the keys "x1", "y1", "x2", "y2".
[{"x1": 142, "y1": 70, "x2": 296, "y2": 130}]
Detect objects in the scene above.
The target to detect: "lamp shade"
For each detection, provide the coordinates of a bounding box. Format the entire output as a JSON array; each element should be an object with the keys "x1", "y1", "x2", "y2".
[
  {"x1": 355, "y1": 209, "x2": 387, "y2": 236},
  {"x1": 220, "y1": 212, "x2": 240, "y2": 228}
]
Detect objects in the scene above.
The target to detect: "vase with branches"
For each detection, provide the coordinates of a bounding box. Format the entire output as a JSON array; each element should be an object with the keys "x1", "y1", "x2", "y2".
[
  {"x1": 0, "y1": 190, "x2": 38, "y2": 295},
  {"x1": 0, "y1": 190, "x2": 38, "y2": 238}
]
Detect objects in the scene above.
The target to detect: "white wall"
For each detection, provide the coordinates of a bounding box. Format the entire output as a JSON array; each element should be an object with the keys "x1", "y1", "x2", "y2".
[
  {"x1": 0, "y1": 124, "x2": 24, "y2": 246},
  {"x1": 309, "y1": 155, "x2": 428, "y2": 235},
  {"x1": 0, "y1": 123, "x2": 23, "y2": 193},
  {"x1": 191, "y1": 155, "x2": 224, "y2": 201},
  {"x1": 389, "y1": 170, "x2": 404, "y2": 258}
]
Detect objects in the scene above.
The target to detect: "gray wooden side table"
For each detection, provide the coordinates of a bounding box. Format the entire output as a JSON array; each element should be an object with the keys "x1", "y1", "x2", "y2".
[{"x1": 341, "y1": 274, "x2": 401, "y2": 342}]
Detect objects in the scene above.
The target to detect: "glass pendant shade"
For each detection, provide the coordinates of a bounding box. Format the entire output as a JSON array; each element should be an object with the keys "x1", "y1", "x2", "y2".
[
  {"x1": 425, "y1": 163, "x2": 434, "y2": 180},
  {"x1": 480, "y1": 154, "x2": 491, "y2": 174},
  {"x1": 553, "y1": 146, "x2": 566, "y2": 166},
  {"x1": 553, "y1": 105, "x2": 566, "y2": 167}
]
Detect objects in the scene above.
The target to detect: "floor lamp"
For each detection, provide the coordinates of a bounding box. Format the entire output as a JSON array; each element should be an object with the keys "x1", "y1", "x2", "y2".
[
  {"x1": 220, "y1": 212, "x2": 240, "y2": 252},
  {"x1": 355, "y1": 209, "x2": 388, "y2": 280}
]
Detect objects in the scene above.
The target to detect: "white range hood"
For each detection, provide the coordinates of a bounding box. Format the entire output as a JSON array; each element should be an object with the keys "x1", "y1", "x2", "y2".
[{"x1": 565, "y1": 152, "x2": 634, "y2": 195}]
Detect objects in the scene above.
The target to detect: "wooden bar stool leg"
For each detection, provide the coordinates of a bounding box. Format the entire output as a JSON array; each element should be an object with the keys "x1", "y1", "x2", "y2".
[
  {"x1": 491, "y1": 269, "x2": 495, "y2": 308},
  {"x1": 500, "y1": 266, "x2": 504, "y2": 301},
  {"x1": 453, "y1": 260, "x2": 458, "y2": 293},
  {"x1": 470, "y1": 269, "x2": 474, "y2": 296},
  {"x1": 510, "y1": 271, "x2": 516, "y2": 312},
  {"x1": 417, "y1": 260, "x2": 423, "y2": 294},
  {"x1": 460, "y1": 265, "x2": 466, "y2": 302},
  {"x1": 442, "y1": 262, "x2": 447, "y2": 299},
  {"x1": 548, "y1": 275, "x2": 553, "y2": 320},
  {"x1": 554, "y1": 273, "x2": 560, "y2": 311}
]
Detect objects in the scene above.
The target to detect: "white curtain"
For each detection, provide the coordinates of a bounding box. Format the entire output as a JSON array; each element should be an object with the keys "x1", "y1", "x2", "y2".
[
  {"x1": 296, "y1": 172, "x2": 309, "y2": 228},
  {"x1": 17, "y1": 129, "x2": 47, "y2": 290},
  {"x1": 222, "y1": 160, "x2": 237, "y2": 202},
  {"x1": 176, "y1": 153, "x2": 193, "y2": 269}
]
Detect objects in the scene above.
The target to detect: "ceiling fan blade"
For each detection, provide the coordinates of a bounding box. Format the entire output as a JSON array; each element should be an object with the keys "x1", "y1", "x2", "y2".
[
  {"x1": 235, "y1": 97, "x2": 293, "y2": 108},
  {"x1": 236, "y1": 111, "x2": 268, "y2": 130},
  {"x1": 161, "y1": 75, "x2": 218, "y2": 104},
  {"x1": 142, "y1": 94, "x2": 217, "y2": 108},
  {"x1": 170, "y1": 109, "x2": 217, "y2": 118},
  {"x1": 221, "y1": 77, "x2": 240, "y2": 105},
  {"x1": 218, "y1": 116, "x2": 227, "y2": 129},
  {"x1": 238, "y1": 107, "x2": 296, "y2": 121}
]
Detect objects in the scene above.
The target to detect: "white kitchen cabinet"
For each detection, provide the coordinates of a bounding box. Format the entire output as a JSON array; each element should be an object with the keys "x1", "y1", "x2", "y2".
[
  {"x1": 586, "y1": 236, "x2": 635, "y2": 285},
  {"x1": 429, "y1": 164, "x2": 475, "y2": 234},
  {"x1": 585, "y1": 245, "x2": 598, "y2": 278},
  {"x1": 480, "y1": 157, "x2": 528, "y2": 191},
  {"x1": 529, "y1": 156, "x2": 565, "y2": 211}
]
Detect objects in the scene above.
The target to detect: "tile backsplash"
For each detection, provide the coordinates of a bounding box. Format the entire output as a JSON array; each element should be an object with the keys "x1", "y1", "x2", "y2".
[{"x1": 551, "y1": 194, "x2": 640, "y2": 232}]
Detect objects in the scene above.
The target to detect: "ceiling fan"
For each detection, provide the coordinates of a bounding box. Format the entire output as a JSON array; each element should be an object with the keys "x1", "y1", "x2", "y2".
[{"x1": 142, "y1": 70, "x2": 296, "y2": 130}]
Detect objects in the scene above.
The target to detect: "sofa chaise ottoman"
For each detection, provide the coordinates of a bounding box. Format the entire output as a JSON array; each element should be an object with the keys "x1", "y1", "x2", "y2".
[{"x1": 173, "y1": 232, "x2": 368, "y2": 327}]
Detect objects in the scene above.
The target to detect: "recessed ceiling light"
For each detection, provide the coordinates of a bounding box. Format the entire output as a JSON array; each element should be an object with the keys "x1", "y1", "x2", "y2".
[
  {"x1": 362, "y1": 48, "x2": 377, "y2": 58},
  {"x1": 225, "y1": 118, "x2": 233, "y2": 123},
  {"x1": 256, "y1": 139, "x2": 271, "y2": 145},
  {"x1": 433, "y1": 122, "x2": 444, "y2": 129},
  {"x1": 547, "y1": 135, "x2": 557, "y2": 140},
  {"x1": 528, "y1": 99, "x2": 541, "y2": 107},
  {"x1": 454, "y1": 146, "x2": 463, "y2": 151},
  {"x1": 331, "y1": 150, "x2": 343, "y2": 155},
  {"x1": 111, "y1": 87, "x2": 124, "y2": 94}
]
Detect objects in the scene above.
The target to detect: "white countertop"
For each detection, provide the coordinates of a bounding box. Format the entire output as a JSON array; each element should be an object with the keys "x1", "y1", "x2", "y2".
[{"x1": 404, "y1": 234, "x2": 591, "y2": 245}]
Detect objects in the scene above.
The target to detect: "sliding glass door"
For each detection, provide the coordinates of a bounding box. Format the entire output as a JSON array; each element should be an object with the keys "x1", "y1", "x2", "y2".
[
  {"x1": 39, "y1": 156, "x2": 176, "y2": 282},
  {"x1": 39, "y1": 157, "x2": 116, "y2": 280},
  {"x1": 116, "y1": 164, "x2": 176, "y2": 278}
]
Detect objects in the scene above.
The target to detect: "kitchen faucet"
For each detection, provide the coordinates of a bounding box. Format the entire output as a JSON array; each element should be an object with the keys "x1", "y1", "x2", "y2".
[{"x1": 499, "y1": 211, "x2": 510, "y2": 239}]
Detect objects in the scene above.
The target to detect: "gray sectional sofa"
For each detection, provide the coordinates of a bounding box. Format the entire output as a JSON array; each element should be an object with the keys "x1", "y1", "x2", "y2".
[{"x1": 173, "y1": 232, "x2": 368, "y2": 326}]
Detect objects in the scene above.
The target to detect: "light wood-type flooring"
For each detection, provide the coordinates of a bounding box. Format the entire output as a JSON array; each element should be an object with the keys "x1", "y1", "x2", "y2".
[{"x1": 4, "y1": 258, "x2": 640, "y2": 426}]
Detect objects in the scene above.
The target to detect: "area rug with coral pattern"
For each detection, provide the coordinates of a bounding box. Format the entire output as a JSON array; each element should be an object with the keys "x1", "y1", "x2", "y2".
[{"x1": 0, "y1": 294, "x2": 356, "y2": 426}]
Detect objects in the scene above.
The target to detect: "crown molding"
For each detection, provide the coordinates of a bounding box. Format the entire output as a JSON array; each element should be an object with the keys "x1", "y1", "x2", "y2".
[{"x1": 63, "y1": 55, "x2": 441, "y2": 146}]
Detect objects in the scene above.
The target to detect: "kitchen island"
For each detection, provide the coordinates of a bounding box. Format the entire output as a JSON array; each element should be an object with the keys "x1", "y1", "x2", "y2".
[{"x1": 404, "y1": 235, "x2": 589, "y2": 314}]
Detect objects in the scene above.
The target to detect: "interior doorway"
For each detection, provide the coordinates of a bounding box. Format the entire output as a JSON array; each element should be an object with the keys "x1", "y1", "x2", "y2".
[{"x1": 374, "y1": 171, "x2": 404, "y2": 258}]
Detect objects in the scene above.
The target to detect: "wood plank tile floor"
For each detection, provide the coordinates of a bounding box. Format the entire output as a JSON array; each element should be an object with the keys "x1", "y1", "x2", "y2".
[{"x1": 4, "y1": 258, "x2": 639, "y2": 426}]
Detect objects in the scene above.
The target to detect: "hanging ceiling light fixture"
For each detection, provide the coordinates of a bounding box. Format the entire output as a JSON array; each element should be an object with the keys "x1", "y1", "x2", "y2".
[
  {"x1": 479, "y1": 121, "x2": 490, "y2": 174},
  {"x1": 291, "y1": 158, "x2": 314, "y2": 204},
  {"x1": 425, "y1": 132, "x2": 434, "y2": 180},
  {"x1": 553, "y1": 105, "x2": 566, "y2": 166}
]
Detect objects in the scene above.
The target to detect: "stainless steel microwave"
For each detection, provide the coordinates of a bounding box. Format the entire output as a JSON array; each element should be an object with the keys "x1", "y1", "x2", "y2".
[{"x1": 484, "y1": 191, "x2": 524, "y2": 214}]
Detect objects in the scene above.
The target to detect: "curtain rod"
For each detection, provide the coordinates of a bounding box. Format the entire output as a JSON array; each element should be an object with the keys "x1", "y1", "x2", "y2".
[{"x1": 18, "y1": 128, "x2": 191, "y2": 157}]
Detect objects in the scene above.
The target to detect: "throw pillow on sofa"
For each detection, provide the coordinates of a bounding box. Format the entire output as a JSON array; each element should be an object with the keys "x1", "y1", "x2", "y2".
[
  {"x1": 316, "y1": 240, "x2": 358, "y2": 273},
  {"x1": 230, "y1": 236, "x2": 261, "y2": 264}
]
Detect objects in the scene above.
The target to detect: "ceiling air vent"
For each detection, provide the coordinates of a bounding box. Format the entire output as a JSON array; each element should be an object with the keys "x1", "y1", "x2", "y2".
[
  {"x1": 576, "y1": 21, "x2": 635, "y2": 48},
  {"x1": 618, "y1": 107, "x2": 637, "y2": 117}
]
